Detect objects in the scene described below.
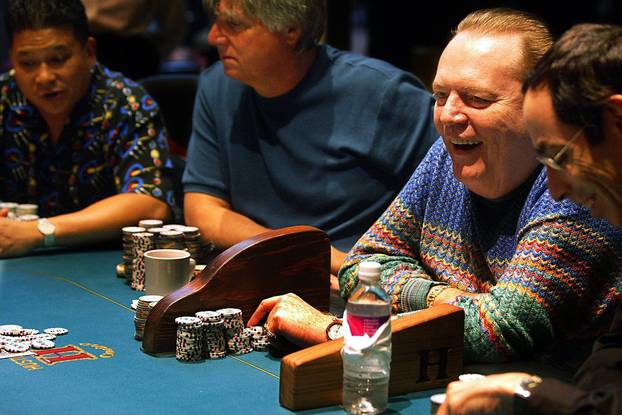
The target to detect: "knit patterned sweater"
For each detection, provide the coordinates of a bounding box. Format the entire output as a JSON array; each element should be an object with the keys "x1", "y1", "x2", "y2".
[{"x1": 339, "y1": 139, "x2": 622, "y2": 363}]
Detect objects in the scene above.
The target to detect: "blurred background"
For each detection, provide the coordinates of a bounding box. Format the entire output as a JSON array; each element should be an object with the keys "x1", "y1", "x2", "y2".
[{"x1": 1, "y1": 0, "x2": 621, "y2": 89}]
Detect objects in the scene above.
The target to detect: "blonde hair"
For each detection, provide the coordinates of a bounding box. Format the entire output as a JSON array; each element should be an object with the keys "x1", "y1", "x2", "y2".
[{"x1": 455, "y1": 8, "x2": 553, "y2": 78}]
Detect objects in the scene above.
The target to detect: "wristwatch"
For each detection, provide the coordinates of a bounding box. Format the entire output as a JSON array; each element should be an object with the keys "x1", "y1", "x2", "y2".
[
  {"x1": 514, "y1": 375, "x2": 542, "y2": 413},
  {"x1": 325, "y1": 318, "x2": 343, "y2": 341},
  {"x1": 37, "y1": 218, "x2": 56, "y2": 247}
]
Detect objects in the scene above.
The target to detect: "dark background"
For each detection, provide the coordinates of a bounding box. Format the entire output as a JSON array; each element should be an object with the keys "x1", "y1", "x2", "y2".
[
  {"x1": 1, "y1": 0, "x2": 621, "y2": 87},
  {"x1": 326, "y1": 0, "x2": 622, "y2": 89}
]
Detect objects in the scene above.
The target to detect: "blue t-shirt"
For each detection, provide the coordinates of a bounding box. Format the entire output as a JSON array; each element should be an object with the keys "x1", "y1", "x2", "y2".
[{"x1": 183, "y1": 45, "x2": 438, "y2": 251}]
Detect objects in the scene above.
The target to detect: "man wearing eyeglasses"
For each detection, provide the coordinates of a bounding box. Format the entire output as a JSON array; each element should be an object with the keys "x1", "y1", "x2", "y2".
[{"x1": 436, "y1": 23, "x2": 622, "y2": 415}]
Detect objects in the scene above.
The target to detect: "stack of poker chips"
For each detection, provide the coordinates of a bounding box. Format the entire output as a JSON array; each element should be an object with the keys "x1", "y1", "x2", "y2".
[
  {"x1": 0, "y1": 324, "x2": 68, "y2": 354},
  {"x1": 131, "y1": 232, "x2": 155, "y2": 291},
  {"x1": 0, "y1": 202, "x2": 18, "y2": 219},
  {"x1": 139, "y1": 219, "x2": 164, "y2": 230},
  {"x1": 156, "y1": 229, "x2": 185, "y2": 250},
  {"x1": 247, "y1": 326, "x2": 270, "y2": 351},
  {"x1": 219, "y1": 308, "x2": 254, "y2": 355},
  {"x1": 133, "y1": 295, "x2": 163, "y2": 341},
  {"x1": 175, "y1": 316, "x2": 204, "y2": 362},
  {"x1": 121, "y1": 226, "x2": 146, "y2": 281},
  {"x1": 195, "y1": 311, "x2": 227, "y2": 359},
  {"x1": 16, "y1": 214, "x2": 39, "y2": 222}
]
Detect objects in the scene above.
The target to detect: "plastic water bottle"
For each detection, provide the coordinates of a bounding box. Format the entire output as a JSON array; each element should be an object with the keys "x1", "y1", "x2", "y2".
[{"x1": 342, "y1": 261, "x2": 392, "y2": 414}]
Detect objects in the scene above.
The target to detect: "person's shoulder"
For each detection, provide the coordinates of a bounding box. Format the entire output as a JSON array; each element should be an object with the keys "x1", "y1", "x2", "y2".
[
  {"x1": 323, "y1": 44, "x2": 424, "y2": 86},
  {"x1": 196, "y1": 62, "x2": 250, "y2": 103},
  {"x1": 96, "y1": 64, "x2": 149, "y2": 98}
]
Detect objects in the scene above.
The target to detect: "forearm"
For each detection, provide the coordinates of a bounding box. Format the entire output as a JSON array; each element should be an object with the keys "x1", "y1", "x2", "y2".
[
  {"x1": 184, "y1": 192, "x2": 269, "y2": 249},
  {"x1": 51, "y1": 193, "x2": 171, "y2": 246}
]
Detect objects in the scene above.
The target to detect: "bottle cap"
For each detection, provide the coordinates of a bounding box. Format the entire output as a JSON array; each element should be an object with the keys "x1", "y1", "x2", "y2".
[{"x1": 358, "y1": 261, "x2": 381, "y2": 282}]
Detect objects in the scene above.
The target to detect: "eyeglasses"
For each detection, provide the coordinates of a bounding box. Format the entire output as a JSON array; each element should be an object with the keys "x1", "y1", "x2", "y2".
[{"x1": 535, "y1": 127, "x2": 584, "y2": 171}]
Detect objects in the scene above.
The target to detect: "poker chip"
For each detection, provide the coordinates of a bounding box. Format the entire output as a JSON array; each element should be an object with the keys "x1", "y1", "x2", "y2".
[
  {"x1": 0, "y1": 322, "x2": 68, "y2": 355},
  {"x1": 31, "y1": 339, "x2": 55, "y2": 349},
  {"x1": 4, "y1": 342, "x2": 30, "y2": 353},
  {"x1": 459, "y1": 373, "x2": 485, "y2": 382},
  {"x1": 44, "y1": 327, "x2": 69, "y2": 335},
  {"x1": 0, "y1": 324, "x2": 23, "y2": 336},
  {"x1": 134, "y1": 296, "x2": 162, "y2": 340}
]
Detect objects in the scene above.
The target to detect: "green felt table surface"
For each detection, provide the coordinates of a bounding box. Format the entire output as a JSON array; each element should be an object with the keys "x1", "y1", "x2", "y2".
[{"x1": 0, "y1": 248, "x2": 439, "y2": 414}]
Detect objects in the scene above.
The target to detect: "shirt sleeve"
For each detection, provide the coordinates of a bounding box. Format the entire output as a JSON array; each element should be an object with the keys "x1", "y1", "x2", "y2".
[
  {"x1": 366, "y1": 71, "x2": 438, "y2": 184},
  {"x1": 182, "y1": 70, "x2": 229, "y2": 201},
  {"x1": 520, "y1": 377, "x2": 622, "y2": 415},
  {"x1": 111, "y1": 87, "x2": 178, "y2": 217}
]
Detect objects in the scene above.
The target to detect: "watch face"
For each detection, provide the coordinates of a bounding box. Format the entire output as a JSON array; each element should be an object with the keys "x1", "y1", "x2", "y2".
[
  {"x1": 40, "y1": 223, "x2": 54, "y2": 234},
  {"x1": 328, "y1": 324, "x2": 342, "y2": 340}
]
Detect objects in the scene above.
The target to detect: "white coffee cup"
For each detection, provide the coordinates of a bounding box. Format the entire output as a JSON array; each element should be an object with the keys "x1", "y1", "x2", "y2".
[{"x1": 144, "y1": 249, "x2": 196, "y2": 296}]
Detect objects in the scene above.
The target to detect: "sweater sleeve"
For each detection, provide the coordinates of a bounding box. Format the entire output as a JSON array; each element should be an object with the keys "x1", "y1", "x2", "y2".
[
  {"x1": 455, "y1": 208, "x2": 621, "y2": 362},
  {"x1": 339, "y1": 139, "x2": 444, "y2": 312},
  {"x1": 519, "y1": 378, "x2": 622, "y2": 415}
]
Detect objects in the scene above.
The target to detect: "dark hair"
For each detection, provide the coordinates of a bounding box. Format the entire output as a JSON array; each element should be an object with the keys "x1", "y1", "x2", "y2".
[
  {"x1": 6, "y1": 0, "x2": 90, "y2": 47},
  {"x1": 523, "y1": 23, "x2": 622, "y2": 144}
]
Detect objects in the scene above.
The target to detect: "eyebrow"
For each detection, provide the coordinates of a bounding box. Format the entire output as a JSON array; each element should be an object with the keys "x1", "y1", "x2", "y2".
[{"x1": 15, "y1": 44, "x2": 70, "y2": 57}]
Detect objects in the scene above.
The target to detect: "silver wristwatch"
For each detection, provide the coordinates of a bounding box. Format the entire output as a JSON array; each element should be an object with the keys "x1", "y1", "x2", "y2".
[
  {"x1": 325, "y1": 318, "x2": 343, "y2": 341},
  {"x1": 37, "y1": 218, "x2": 56, "y2": 247}
]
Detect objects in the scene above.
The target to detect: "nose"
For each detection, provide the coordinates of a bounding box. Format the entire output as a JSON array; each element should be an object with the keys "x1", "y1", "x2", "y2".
[
  {"x1": 207, "y1": 22, "x2": 225, "y2": 47},
  {"x1": 546, "y1": 168, "x2": 571, "y2": 201},
  {"x1": 34, "y1": 63, "x2": 56, "y2": 87},
  {"x1": 438, "y1": 93, "x2": 468, "y2": 126}
]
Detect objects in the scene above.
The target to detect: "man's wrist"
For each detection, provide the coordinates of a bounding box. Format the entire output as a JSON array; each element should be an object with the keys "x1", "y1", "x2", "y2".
[
  {"x1": 37, "y1": 218, "x2": 56, "y2": 247},
  {"x1": 426, "y1": 284, "x2": 449, "y2": 307},
  {"x1": 513, "y1": 375, "x2": 542, "y2": 414}
]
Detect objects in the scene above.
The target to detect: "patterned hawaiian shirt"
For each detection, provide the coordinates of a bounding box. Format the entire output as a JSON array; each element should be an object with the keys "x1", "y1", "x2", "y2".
[{"x1": 0, "y1": 64, "x2": 177, "y2": 218}]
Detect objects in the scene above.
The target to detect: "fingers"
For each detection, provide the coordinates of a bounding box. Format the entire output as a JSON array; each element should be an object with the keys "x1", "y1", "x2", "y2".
[{"x1": 247, "y1": 295, "x2": 283, "y2": 326}]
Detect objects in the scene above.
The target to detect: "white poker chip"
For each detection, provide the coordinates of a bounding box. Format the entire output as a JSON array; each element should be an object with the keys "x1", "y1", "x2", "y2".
[
  {"x1": 0, "y1": 324, "x2": 23, "y2": 336},
  {"x1": 459, "y1": 373, "x2": 486, "y2": 382},
  {"x1": 139, "y1": 295, "x2": 163, "y2": 303},
  {"x1": 43, "y1": 327, "x2": 69, "y2": 335},
  {"x1": 31, "y1": 339, "x2": 55, "y2": 349},
  {"x1": 4, "y1": 342, "x2": 30, "y2": 353},
  {"x1": 18, "y1": 328, "x2": 39, "y2": 336}
]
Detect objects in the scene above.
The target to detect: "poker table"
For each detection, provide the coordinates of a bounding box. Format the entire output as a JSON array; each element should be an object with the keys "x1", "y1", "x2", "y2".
[{"x1": 0, "y1": 248, "x2": 440, "y2": 414}]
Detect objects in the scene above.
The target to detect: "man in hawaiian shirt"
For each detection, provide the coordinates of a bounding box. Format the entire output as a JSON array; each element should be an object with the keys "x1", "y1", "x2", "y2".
[{"x1": 0, "y1": 0, "x2": 178, "y2": 257}]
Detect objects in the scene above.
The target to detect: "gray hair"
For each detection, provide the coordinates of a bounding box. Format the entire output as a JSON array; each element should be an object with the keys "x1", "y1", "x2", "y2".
[{"x1": 204, "y1": 0, "x2": 326, "y2": 51}]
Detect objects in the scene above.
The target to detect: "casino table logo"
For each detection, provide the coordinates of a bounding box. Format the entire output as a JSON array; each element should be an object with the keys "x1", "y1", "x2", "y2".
[{"x1": 10, "y1": 343, "x2": 115, "y2": 371}]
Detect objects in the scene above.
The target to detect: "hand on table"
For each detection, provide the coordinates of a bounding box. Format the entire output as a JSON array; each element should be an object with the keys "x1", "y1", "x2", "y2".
[
  {"x1": 437, "y1": 372, "x2": 531, "y2": 415},
  {"x1": 433, "y1": 287, "x2": 480, "y2": 306},
  {"x1": 0, "y1": 217, "x2": 42, "y2": 257},
  {"x1": 247, "y1": 293, "x2": 334, "y2": 348}
]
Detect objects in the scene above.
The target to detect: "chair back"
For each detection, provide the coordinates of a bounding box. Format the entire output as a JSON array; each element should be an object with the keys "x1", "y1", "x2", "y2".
[{"x1": 140, "y1": 74, "x2": 199, "y2": 157}]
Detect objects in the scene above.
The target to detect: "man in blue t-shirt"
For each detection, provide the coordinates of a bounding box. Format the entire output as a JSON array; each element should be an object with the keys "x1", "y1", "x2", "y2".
[{"x1": 183, "y1": 0, "x2": 437, "y2": 277}]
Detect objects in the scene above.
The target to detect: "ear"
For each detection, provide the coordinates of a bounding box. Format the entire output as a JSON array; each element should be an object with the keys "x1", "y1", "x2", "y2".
[
  {"x1": 86, "y1": 36, "x2": 97, "y2": 67},
  {"x1": 284, "y1": 26, "x2": 302, "y2": 48},
  {"x1": 605, "y1": 94, "x2": 622, "y2": 136},
  {"x1": 606, "y1": 95, "x2": 622, "y2": 120}
]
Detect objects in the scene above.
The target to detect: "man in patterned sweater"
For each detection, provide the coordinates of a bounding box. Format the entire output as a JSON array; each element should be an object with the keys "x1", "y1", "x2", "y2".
[
  {"x1": 249, "y1": 9, "x2": 622, "y2": 368},
  {"x1": 0, "y1": 0, "x2": 177, "y2": 257}
]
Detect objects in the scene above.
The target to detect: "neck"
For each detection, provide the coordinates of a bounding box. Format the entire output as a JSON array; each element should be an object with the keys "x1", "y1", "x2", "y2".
[
  {"x1": 43, "y1": 114, "x2": 67, "y2": 144},
  {"x1": 254, "y1": 47, "x2": 318, "y2": 98}
]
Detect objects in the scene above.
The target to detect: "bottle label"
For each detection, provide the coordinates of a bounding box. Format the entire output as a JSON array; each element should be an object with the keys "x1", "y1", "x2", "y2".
[{"x1": 346, "y1": 314, "x2": 389, "y2": 337}]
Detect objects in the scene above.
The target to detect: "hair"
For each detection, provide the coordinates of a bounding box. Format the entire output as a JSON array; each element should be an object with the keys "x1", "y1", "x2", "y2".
[
  {"x1": 204, "y1": 0, "x2": 326, "y2": 51},
  {"x1": 523, "y1": 24, "x2": 622, "y2": 144},
  {"x1": 5, "y1": 0, "x2": 90, "y2": 47},
  {"x1": 453, "y1": 8, "x2": 553, "y2": 80}
]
